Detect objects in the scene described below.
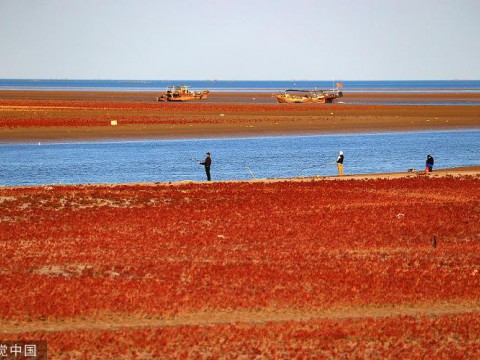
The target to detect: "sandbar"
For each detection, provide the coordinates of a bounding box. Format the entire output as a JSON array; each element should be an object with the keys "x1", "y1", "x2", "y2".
[{"x1": 0, "y1": 90, "x2": 479, "y2": 143}]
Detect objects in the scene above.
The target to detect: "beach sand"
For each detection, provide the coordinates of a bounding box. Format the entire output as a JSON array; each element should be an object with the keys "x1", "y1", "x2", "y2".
[
  {"x1": 0, "y1": 90, "x2": 479, "y2": 142},
  {"x1": 126, "y1": 165, "x2": 480, "y2": 184}
]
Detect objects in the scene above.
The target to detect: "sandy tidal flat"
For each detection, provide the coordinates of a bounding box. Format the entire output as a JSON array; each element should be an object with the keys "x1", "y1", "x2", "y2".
[{"x1": 0, "y1": 90, "x2": 479, "y2": 142}]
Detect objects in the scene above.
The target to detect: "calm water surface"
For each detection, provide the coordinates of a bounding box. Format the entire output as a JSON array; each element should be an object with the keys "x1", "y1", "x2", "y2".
[
  {"x1": 0, "y1": 130, "x2": 479, "y2": 186},
  {"x1": 1, "y1": 79, "x2": 480, "y2": 92}
]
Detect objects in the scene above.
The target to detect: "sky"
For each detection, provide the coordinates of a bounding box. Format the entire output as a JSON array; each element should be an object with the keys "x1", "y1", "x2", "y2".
[{"x1": 0, "y1": 0, "x2": 479, "y2": 80}]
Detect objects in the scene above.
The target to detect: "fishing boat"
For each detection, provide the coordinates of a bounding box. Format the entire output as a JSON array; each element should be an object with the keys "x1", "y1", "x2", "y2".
[
  {"x1": 156, "y1": 85, "x2": 209, "y2": 102},
  {"x1": 272, "y1": 88, "x2": 343, "y2": 104}
]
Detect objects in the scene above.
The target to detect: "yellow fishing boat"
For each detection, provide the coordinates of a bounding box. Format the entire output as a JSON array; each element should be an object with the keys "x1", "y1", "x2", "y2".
[
  {"x1": 157, "y1": 85, "x2": 209, "y2": 102},
  {"x1": 273, "y1": 88, "x2": 343, "y2": 103}
]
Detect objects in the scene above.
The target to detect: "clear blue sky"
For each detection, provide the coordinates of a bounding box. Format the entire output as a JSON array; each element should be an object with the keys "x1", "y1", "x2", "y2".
[{"x1": 1, "y1": 0, "x2": 479, "y2": 80}]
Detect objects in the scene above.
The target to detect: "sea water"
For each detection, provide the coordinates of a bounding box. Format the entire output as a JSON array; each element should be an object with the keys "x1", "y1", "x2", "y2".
[
  {"x1": 0, "y1": 130, "x2": 478, "y2": 186},
  {"x1": 1, "y1": 79, "x2": 480, "y2": 93}
]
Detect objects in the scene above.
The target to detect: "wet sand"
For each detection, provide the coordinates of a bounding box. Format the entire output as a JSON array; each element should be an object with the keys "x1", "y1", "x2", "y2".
[
  {"x1": 4, "y1": 166, "x2": 478, "y2": 190},
  {"x1": 0, "y1": 90, "x2": 479, "y2": 142},
  {"x1": 2, "y1": 90, "x2": 480, "y2": 104}
]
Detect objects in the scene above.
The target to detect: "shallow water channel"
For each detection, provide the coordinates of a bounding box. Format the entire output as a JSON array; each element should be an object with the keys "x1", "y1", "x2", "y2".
[{"x1": 1, "y1": 130, "x2": 479, "y2": 186}]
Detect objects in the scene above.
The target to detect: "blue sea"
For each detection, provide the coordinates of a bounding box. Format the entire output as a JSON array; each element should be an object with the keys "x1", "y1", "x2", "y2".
[
  {"x1": 1, "y1": 130, "x2": 478, "y2": 186},
  {"x1": 1, "y1": 79, "x2": 480, "y2": 93}
]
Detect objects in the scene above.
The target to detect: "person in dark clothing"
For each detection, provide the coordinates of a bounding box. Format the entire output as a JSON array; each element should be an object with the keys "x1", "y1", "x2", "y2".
[
  {"x1": 336, "y1": 151, "x2": 344, "y2": 176},
  {"x1": 425, "y1": 154, "x2": 434, "y2": 173},
  {"x1": 200, "y1": 152, "x2": 212, "y2": 181}
]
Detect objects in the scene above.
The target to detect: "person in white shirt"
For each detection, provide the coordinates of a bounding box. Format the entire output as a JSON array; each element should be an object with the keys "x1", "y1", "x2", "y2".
[{"x1": 336, "y1": 151, "x2": 344, "y2": 176}]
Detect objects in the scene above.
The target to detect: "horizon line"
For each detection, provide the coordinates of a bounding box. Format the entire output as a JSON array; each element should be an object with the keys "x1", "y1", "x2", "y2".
[{"x1": 0, "y1": 78, "x2": 478, "y2": 82}]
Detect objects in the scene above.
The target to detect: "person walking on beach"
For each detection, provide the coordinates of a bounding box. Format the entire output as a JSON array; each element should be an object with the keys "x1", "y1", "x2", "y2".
[
  {"x1": 336, "y1": 151, "x2": 344, "y2": 176},
  {"x1": 200, "y1": 152, "x2": 212, "y2": 181},
  {"x1": 425, "y1": 154, "x2": 434, "y2": 173}
]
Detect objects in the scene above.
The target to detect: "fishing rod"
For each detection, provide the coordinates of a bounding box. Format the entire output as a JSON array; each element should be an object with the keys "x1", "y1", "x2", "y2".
[
  {"x1": 302, "y1": 162, "x2": 335, "y2": 171},
  {"x1": 298, "y1": 161, "x2": 337, "y2": 177},
  {"x1": 299, "y1": 163, "x2": 329, "y2": 177},
  {"x1": 190, "y1": 156, "x2": 201, "y2": 164}
]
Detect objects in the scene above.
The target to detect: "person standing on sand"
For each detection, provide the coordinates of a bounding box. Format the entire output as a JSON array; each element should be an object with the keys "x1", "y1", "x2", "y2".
[
  {"x1": 200, "y1": 152, "x2": 212, "y2": 181},
  {"x1": 336, "y1": 151, "x2": 344, "y2": 176},
  {"x1": 425, "y1": 154, "x2": 434, "y2": 173}
]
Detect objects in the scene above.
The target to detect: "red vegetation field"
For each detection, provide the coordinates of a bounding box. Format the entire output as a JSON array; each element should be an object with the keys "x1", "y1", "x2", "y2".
[
  {"x1": 1, "y1": 99, "x2": 479, "y2": 128},
  {"x1": 1, "y1": 176, "x2": 480, "y2": 358},
  {"x1": 1, "y1": 91, "x2": 479, "y2": 143}
]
